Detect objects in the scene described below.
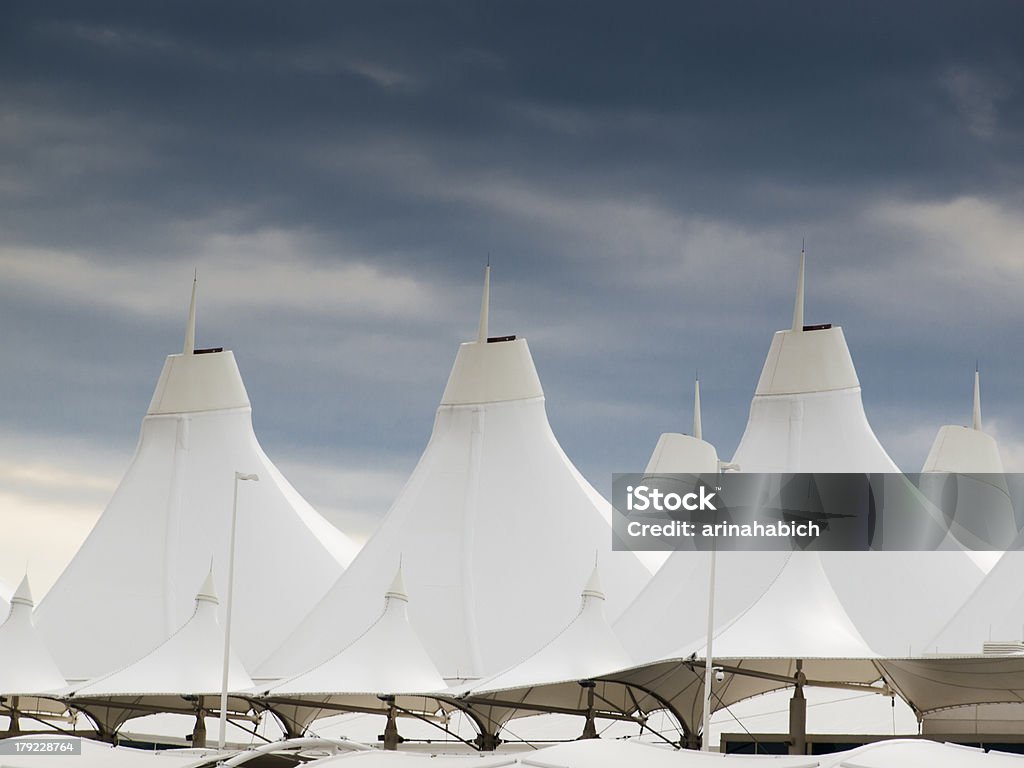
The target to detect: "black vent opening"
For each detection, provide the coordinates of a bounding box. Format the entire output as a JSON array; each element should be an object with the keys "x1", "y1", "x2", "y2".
[
  {"x1": 194, "y1": 347, "x2": 224, "y2": 354},
  {"x1": 802, "y1": 323, "x2": 832, "y2": 332},
  {"x1": 487, "y1": 335, "x2": 516, "y2": 343}
]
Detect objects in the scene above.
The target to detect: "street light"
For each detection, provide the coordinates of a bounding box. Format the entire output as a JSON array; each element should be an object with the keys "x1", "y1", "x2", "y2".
[{"x1": 218, "y1": 471, "x2": 259, "y2": 751}]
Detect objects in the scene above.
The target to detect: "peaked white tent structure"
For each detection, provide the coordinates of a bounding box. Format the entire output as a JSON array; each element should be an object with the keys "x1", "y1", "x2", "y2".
[
  {"x1": 919, "y1": 368, "x2": 1014, "y2": 560},
  {"x1": 723, "y1": 250, "x2": 982, "y2": 655},
  {"x1": 643, "y1": 380, "x2": 722, "y2": 476},
  {"x1": 612, "y1": 251, "x2": 986, "y2": 750},
  {"x1": 69, "y1": 570, "x2": 254, "y2": 740},
  {"x1": 262, "y1": 565, "x2": 447, "y2": 737},
  {"x1": 261, "y1": 267, "x2": 651, "y2": 682},
  {"x1": 922, "y1": 369, "x2": 1004, "y2": 475},
  {"x1": 732, "y1": 249, "x2": 898, "y2": 473},
  {"x1": 37, "y1": 279, "x2": 358, "y2": 680},
  {"x1": 681, "y1": 553, "x2": 876, "y2": 660},
  {"x1": 615, "y1": 377, "x2": 788, "y2": 663},
  {"x1": 0, "y1": 576, "x2": 66, "y2": 696},
  {"x1": 602, "y1": 554, "x2": 887, "y2": 749},
  {"x1": 928, "y1": 539, "x2": 1024, "y2": 655},
  {"x1": 449, "y1": 564, "x2": 670, "y2": 747}
]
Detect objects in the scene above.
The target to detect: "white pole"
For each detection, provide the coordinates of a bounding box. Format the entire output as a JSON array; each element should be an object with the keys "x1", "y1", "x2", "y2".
[
  {"x1": 702, "y1": 544, "x2": 717, "y2": 751},
  {"x1": 219, "y1": 471, "x2": 259, "y2": 751}
]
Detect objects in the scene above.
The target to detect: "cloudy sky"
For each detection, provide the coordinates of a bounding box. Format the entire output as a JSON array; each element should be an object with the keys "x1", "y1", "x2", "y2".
[{"x1": 2, "y1": 1, "x2": 1023, "y2": 594}]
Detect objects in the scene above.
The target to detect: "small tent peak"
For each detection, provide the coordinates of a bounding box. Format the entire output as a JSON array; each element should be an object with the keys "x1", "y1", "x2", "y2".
[
  {"x1": 581, "y1": 561, "x2": 605, "y2": 603},
  {"x1": 385, "y1": 563, "x2": 409, "y2": 603},
  {"x1": 477, "y1": 263, "x2": 491, "y2": 343},
  {"x1": 11, "y1": 574, "x2": 33, "y2": 608},
  {"x1": 791, "y1": 244, "x2": 806, "y2": 332},
  {"x1": 183, "y1": 272, "x2": 198, "y2": 355},
  {"x1": 693, "y1": 377, "x2": 702, "y2": 441},
  {"x1": 972, "y1": 365, "x2": 981, "y2": 431},
  {"x1": 195, "y1": 567, "x2": 219, "y2": 605}
]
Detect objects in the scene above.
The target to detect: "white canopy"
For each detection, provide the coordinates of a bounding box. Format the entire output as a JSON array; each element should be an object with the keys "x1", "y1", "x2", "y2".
[
  {"x1": 0, "y1": 576, "x2": 66, "y2": 695},
  {"x1": 604, "y1": 553, "x2": 886, "y2": 738},
  {"x1": 72, "y1": 570, "x2": 252, "y2": 698},
  {"x1": 613, "y1": 250, "x2": 983, "y2": 744},
  {"x1": 260, "y1": 268, "x2": 651, "y2": 681},
  {"x1": 69, "y1": 570, "x2": 254, "y2": 735},
  {"x1": 919, "y1": 369, "x2": 1014, "y2": 560},
  {"x1": 730, "y1": 253, "x2": 981, "y2": 656},
  {"x1": 270, "y1": 566, "x2": 445, "y2": 698},
  {"x1": 644, "y1": 380, "x2": 722, "y2": 476},
  {"x1": 731, "y1": 250, "x2": 898, "y2": 474},
  {"x1": 928, "y1": 544, "x2": 1024, "y2": 654},
  {"x1": 923, "y1": 369, "x2": 1004, "y2": 474},
  {"x1": 263, "y1": 566, "x2": 448, "y2": 734},
  {"x1": 880, "y1": 656, "x2": 1024, "y2": 728},
  {"x1": 615, "y1": 550, "x2": 790, "y2": 663},
  {"x1": 37, "y1": 280, "x2": 358, "y2": 679},
  {"x1": 469, "y1": 564, "x2": 632, "y2": 696},
  {"x1": 678, "y1": 552, "x2": 877, "y2": 660}
]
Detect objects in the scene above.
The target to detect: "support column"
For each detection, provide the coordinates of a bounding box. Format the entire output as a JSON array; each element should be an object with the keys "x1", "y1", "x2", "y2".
[
  {"x1": 191, "y1": 707, "x2": 207, "y2": 749},
  {"x1": 9, "y1": 697, "x2": 20, "y2": 736},
  {"x1": 381, "y1": 703, "x2": 402, "y2": 751},
  {"x1": 475, "y1": 731, "x2": 501, "y2": 751},
  {"x1": 579, "y1": 681, "x2": 598, "y2": 739},
  {"x1": 789, "y1": 660, "x2": 807, "y2": 756}
]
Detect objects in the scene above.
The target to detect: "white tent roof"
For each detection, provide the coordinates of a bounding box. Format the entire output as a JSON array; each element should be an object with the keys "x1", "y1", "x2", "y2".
[
  {"x1": 263, "y1": 566, "x2": 447, "y2": 734},
  {"x1": 2, "y1": 735, "x2": 1019, "y2": 768},
  {"x1": 927, "y1": 546, "x2": 1024, "y2": 653},
  {"x1": 270, "y1": 565, "x2": 446, "y2": 697},
  {"x1": 918, "y1": 369, "x2": 1013, "y2": 562},
  {"x1": 300, "y1": 738, "x2": 820, "y2": 766},
  {"x1": 731, "y1": 253, "x2": 981, "y2": 656},
  {"x1": 260, "y1": 268, "x2": 651, "y2": 682},
  {"x1": 610, "y1": 553, "x2": 885, "y2": 736},
  {"x1": 923, "y1": 369, "x2": 1005, "y2": 474},
  {"x1": 71, "y1": 570, "x2": 252, "y2": 698},
  {"x1": 880, "y1": 657, "x2": 1024, "y2": 720},
  {"x1": 615, "y1": 550, "x2": 790, "y2": 663},
  {"x1": 0, "y1": 575, "x2": 66, "y2": 694},
  {"x1": 469, "y1": 563, "x2": 633, "y2": 695},
  {"x1": 618, "y1": 253, "x2": 983, "y2": 668},
  {"x1": 731, "y1": 250, "x2": 898, "y2": 474},
  {"x1": 644, "y1": 380, "x2": 722, "y2": 476},
  {"x1": 37, "y1": 280, "x2": 358, "y2": 679},
  {"x1": 297, "y1": 737, "x2": 1024, "y2": 767},
  {"x1": 678, "y1": 552, "x2": 877, "y2": 660},
  {"x1": 67, "y1": 571, "x2": 255, "y2": 737}
]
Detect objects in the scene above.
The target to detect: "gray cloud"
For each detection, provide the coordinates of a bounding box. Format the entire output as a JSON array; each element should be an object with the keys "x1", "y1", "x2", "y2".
[{"x1": 1, "y1": 0, "x2": 1024, "y2": 583}]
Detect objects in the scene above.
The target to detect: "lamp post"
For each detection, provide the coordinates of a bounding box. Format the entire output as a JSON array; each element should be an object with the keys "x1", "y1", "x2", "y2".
[
  {"x1": 702, "y1": 544, "x2": 716, "y2": 751},
  {"x1": 218, "y1": 471, "x2": 259, "y2": 751}
]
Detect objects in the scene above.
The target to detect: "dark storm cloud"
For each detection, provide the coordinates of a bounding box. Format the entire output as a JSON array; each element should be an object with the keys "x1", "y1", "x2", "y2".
[
  {"x1": 4, "y1": 1, "x2": 1022, "y2": 248},
  {"x1": 1, "y1": 0, "x2": 1024, "y2": 538}
]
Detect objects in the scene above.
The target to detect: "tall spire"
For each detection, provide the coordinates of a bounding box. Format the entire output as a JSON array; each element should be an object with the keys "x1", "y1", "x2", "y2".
[
  {"x1": 693, "y1": 377, "x2": 702, "y2": 441},
  {"x1": 973, "y1": 365, "x2": 982, "y2": 431},
  {"x1": 196, "y1": 564, "x2": 218, "y2": 605},
  {"x1": 791, "y1": 243, "x2": 805, "y2": 332},
  {"x1": 385, "y1": 563, "x2": 408, "y2": 603},
  {"x1": 581, "y1": 560, "x2": 604, "y2": 602},
  {"x1": 477, "y1": 262, "x2": 490, "y2": 343},
  {"x1": 183, "y1": 271, "x2": 198, "y2": 355},
  {"x1": 12, "y1": 574, "x2": 33, "y2": 609}
]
